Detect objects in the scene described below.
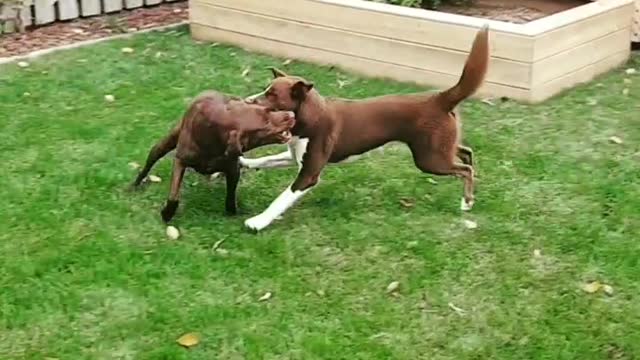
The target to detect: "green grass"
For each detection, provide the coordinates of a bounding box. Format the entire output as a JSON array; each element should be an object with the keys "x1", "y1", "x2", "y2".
[{"x1": 1, "y1": 25, "x2": 639, "y2": 359}]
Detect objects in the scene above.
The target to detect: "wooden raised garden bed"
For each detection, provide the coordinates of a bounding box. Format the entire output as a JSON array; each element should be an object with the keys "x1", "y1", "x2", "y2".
[{"x1": 189, "y1": 0, "x2": 635, "y2": 103}]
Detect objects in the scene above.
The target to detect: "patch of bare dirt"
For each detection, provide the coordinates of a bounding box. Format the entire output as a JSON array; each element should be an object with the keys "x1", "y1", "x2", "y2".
[
  {"x1": 0, "y1": 1, "x2": 188, "y2": 58},
  {"x1": 439, "y1": 0, "x2": 589, "y2": 24}
]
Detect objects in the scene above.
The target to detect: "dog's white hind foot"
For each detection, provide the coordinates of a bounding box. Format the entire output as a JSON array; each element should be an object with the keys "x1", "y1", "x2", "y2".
[{"x1": 460, "y1": 197, "x2": 474, "y2": 211}]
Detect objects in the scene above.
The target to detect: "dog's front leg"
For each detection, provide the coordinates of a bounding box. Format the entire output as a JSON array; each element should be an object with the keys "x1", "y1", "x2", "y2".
[
  {"x1": 239, "y1": 148, "x2": 294, "y2": 169},
  {"x1": 160, "y1": 158, "x2": 186, "y2": 222},
  {"x1": 244, "y1": 137, "x2": 329, "y2": 232},
  {"x1": 239, "y1": 137, "x2": 308, "y2": 170}
]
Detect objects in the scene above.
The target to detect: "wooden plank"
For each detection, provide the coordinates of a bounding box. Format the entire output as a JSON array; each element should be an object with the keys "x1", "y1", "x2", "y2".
[
  {"x1": 33, "y1": 0, "x2": 55, "y2": 24},
  {"x1": 532, "y1": 3, "x2": 634, "y2": 61},
  {"x1": 102, "y1": 0, "x2": 122, "y2": 13},
  {"x1": 57, "y1": 0, "x2": 79, "y2": 20},
  {"x1": 21, "y1": 0, "x2": 33, "y2": 27},
  {"x1": 80, "y1": 0, "x2": 101, "y2": 16},
  {"x1": 1, "y1": 5, "x2": 18, "y2": 33},
  {"x1": 531, "y1": 28, "x2": 631, "y2": 86},
  {"x1": 632, "y1": 0, "x2": 640, "y2": 42},
  {"x1": 190, "y1": 2, "x2": 531, "y2": 88},
  {"x1": 189, "y1": 23, "x2": 532, "y2": 102},
  {"x1": 124, "y1": 0, "x2": 143, "y2": 8},
  {"x1": 199, "y1": 0, "x2": 535, "y2": 62},
  {"x1": 530, "y1": 50, "x2": 630, "y2": 102},
  {"x1": 144, "y1": 0, "x2": 162, "y2": 5}
]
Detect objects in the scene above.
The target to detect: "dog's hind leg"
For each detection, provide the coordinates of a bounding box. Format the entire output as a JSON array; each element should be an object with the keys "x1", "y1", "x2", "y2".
[
  {"x1": 411, "y1": 143, "x2": 475, "y2": 211},
  {"x1": 223, "y1": 161, "x2": 241, "y2": 215},
  {"x1": 133, "y1": 125, "x2": 180, "y2": 186},
  {"x1": 456, "y1": 145, "x2": 474, "y2": 166},
  {"x1": 160, "y1": 158, "x2": 186, "y2": 223}
]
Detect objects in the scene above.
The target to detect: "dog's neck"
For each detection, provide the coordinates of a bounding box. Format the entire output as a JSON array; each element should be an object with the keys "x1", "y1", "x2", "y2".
[{"x1": 295, "y1": 90, "x2": 326, "y2": 129}]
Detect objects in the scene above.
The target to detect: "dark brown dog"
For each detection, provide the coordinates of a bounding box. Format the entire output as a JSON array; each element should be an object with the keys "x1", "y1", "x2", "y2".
[
  {"x1": 241, "y1": 26, "x2": 490, "y2": 232},
  {"x1": 132, "y1": 90, "x2": 295, "y2": 222}
]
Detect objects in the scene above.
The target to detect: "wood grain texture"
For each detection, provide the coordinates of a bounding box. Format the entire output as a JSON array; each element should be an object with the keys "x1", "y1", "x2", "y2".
[
  {"x1": 189, "y1": 23, "x2": 531, "y2": 101},
  {"x1": 190, "y1": 2, "x2": 531, "y2": 87},
  {"x1": 530, "y1": 50, "x2": 630, "y2": 102},
  {"x1": 531, "y1": 28, "x2": 631, "y2": 86},
  {"x1": 198, "y1": 0, "x2": 534, "y2": 62}
]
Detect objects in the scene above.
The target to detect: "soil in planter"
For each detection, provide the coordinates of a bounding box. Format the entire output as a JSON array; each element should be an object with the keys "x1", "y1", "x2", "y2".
[{"x1": 438, "y1": 0, "x2": 590, "y2": 24}]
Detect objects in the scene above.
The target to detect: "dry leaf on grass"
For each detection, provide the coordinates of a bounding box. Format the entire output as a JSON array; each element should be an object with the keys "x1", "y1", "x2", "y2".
[
  {"x1": 603, "y1": 284, "x2": 614, "y2": 296},
  {"x1": 176, "y1": 333, "x2": 200, "y2": 348},
  {"x1": 258, "y1": 292, "x2": 272, "y2": 302},
  {"x1": 166, "y1": 226, "x2": 180, "y2": 240},
  {"x1": 121, "y1": 47, "x2": 134, "y2": 53},
  {"x1": 148, "y1": 175, "x2": 162, "y2": 183},
  {"x1": 609, "y1": 136, "x2": 623, "y2": 145},
  {"x1": 533, "y1": 249, "x2": 542, "y2": 258},
  {"x1": 282, "y1": 59, "x2": 292, "y2": 65},
  {"x1": 104, "y1": 94, "x2": 115, "y2": 102},
  {"x1": 399, "y1": 198, "x2": 415, "y2": 208},
  {"x1": 23, "y1": 92, "x2": 31, "y2": 97},
  {"x1": 17, "y1": 61, "x2": 29, "y2": 68},
  {"x1": 463, "y1": 219, "x2": 478, "y2": 229},
  {"x1": 337, "y1": 79, "x2": 349, "y2": 89},
  {"x1": 587, "y1": 99, "x2": 598, "y2": 106},
  {"x1": 406, "y1": 240, "x2": 419, "y2": 249},
  {"x1": 622, "y1": 88, "x2": 629, "y2": 96},
  {"x1": 212, "y1": 238, "x2": 226, "y2": 251},
  {"x1": 481, "y1": 98, "x2": 495, "y2": 106},
  {"x1": 241, "y1": 67, "x2": 251, "y2": 77},
  {"x1": 128, "y1": 161, "x2": 140, "y2": 170},
  {"x1": 448, "y1": 302, "x2": 467, "y2": 315},
  {"x1": 625, "y1": 68, "x2": 637, "y2": 75},
  {"x1": 582, "y1": 281, "x2": 602, "y2": 294},
  {"x1": 427, "y1": 178, "x2": 438, "y2": 185},
  {"x1": 386, "y1": 281, "x2": 400, "y2": 294}
]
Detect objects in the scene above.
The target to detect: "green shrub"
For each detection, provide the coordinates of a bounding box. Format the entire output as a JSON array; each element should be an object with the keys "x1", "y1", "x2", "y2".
[{"x1": 368, "y1": 0, "x2": 473, "y2": 10}]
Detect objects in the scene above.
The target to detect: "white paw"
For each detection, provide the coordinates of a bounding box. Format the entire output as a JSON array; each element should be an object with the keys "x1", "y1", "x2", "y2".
[
  {"x1": 244, "y1": 214, "x2": 273, "y2": 232},
  {"x1": 460, "y1": 197, "x2": 474, "y2": 211},
  {"x1": 238, "y1": 156, "x2": 251, "y2": 168}
]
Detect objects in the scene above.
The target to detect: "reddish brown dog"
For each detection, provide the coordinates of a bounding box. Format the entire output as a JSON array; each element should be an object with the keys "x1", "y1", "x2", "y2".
[
  {"x1": 131, "y1": 91, "x2": 295, "y2": 222},
  {"x1": 240, "y1": 26, "x2": 490, "y2": 232}
]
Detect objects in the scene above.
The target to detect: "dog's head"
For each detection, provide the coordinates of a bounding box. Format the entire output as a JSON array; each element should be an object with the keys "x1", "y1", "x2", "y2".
[
  {"x1": 245, "y1": 67, "x2": 314, "y2": 112},
  {"x1": 224, "y1": 104, "x2": 296, "y2": 157}
]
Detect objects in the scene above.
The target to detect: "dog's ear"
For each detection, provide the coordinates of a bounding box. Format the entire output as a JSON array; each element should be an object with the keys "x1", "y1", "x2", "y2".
[
  {"x1": 225, "y1": 130, "x2": 243, "y2": 157},
  {"x1": 269, "y1": 67, "x2": 289, "y2": 78},
  {"x1": 291, "y1": 80, "x2": 314, "y2": 100}
]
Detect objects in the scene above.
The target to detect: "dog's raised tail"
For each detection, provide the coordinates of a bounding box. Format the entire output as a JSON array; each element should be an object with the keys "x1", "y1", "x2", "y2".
[{"x1": 436, "y1": 25, "x2": 490, "y2": 112}]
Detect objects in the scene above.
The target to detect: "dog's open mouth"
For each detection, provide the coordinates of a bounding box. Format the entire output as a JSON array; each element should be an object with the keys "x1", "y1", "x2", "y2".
[{"x1": 278, "y1": 131, "x2": 292, "y2": 144}]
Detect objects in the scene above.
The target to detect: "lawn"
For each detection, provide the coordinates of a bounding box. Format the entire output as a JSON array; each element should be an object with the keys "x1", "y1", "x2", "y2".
[{"x1": 1, "y1": 25, "x2": 639, "y2": 359}]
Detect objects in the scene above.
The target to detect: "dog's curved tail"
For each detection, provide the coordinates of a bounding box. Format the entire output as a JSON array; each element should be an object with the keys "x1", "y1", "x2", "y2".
[{"x1": 436, "y1": 25, "x2": 490, "y2": 112}]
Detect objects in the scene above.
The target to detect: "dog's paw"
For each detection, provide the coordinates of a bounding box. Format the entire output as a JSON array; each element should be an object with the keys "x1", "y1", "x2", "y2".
[
  {"x1": 161, "y1": 200, "x2": 179, "y2": 223},
  {"x1": 238, "y1": 156, "x2": 251, "y2": 169},
  {"x1": 244, "y1": 214, "x2": 272, "y2": 232},
  {"x1": 460, "y1": 197, "x2": 475, "y2": 211}
]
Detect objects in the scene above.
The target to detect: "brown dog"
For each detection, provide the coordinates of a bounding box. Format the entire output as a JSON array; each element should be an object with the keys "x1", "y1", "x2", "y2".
[
  {"x1": 132, "y1": 90, "x2": 295, "y2": 222},
  {"x1": 240, "y1": 26, "x2": 490, "y2": 232}
]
